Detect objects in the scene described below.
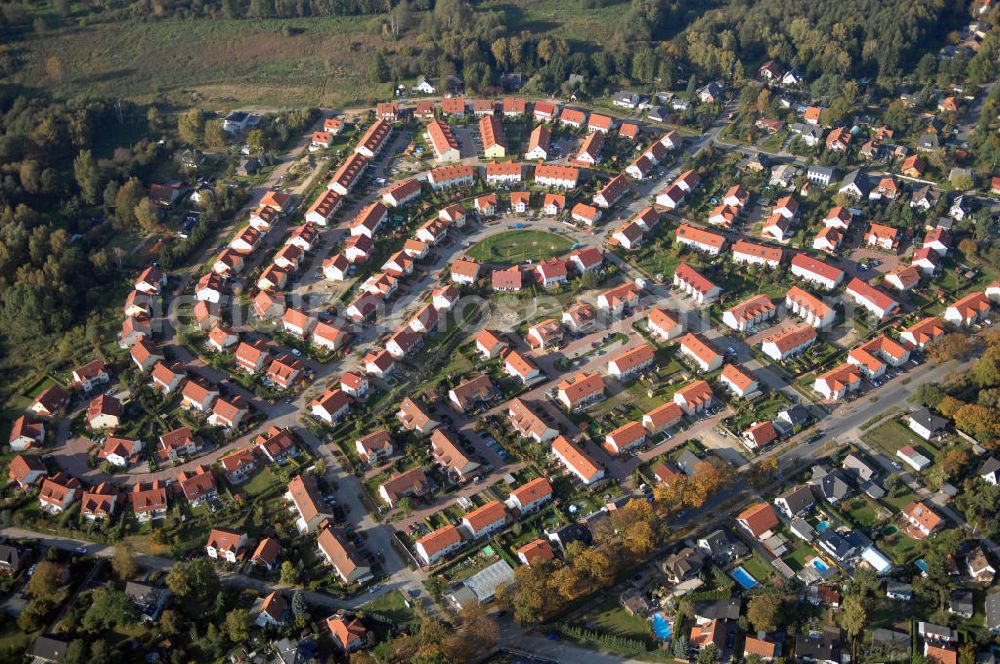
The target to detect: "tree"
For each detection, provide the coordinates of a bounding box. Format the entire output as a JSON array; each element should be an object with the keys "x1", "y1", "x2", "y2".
[
  {"x1": 938, "y1": 448, "x2": 969, "y2": 479},
  {"x1": 505, "y1": 564, "x2": 550, "y2": 624},
  {"x1": 246, "y1": 129, "x2": 266, "y2": 154},
  {"x1": 280, "y1": 560, "x2": 300, "y2": 585},
  {"x1": 958, "y1": 238, "x2": 978, "y2": 258},
  {"x1": 748, "y1": 457, "x2": 779, "y2": 489},
  {"x1": 927, "y1": 333, "x2": 971, "y2": 363},
  {"x1": 112, "y1": 542, "x2": 138, "y2": 581},
  {"x1": 27, "y1": 560, "x2": 61, "y2": 597},
  {"x1": 82, "y1": 588, "x2": 136, "y2": 632},
  {"x1": 203, "y1": 120, "x2": 226, "y2": 148},
  {"x1": 159, "y1": 609, "x2": 181, "y2": 634},
  {"x1": 937, "y1": 395, "x2": 965, "y2": 419},
  {"x1": 840, "y1": 594, "x2": 867, "y2": 641},
  {"x1": 697, "y1": 643, "x2": 720, "y2": 664},
  {"x1": 572, "y1": 547, "x2": 613, "y2": 588},
  {"x1": 178, "y1": 109, "x2": 205, "y2": 145},
  {"x1": 955, "y1": 404, "x2": 1000, "y2": 444},
  {"x1": 370, "y1": 51, "x2": 391, "y2": 83},
  {"x1": 458, "y1": 605, "x2": 499, "y2": 652},
  {"x1": 132, "y1": 197, "x2": 159, "y2": 233},
  {"x1": 673, "y1": 634, "x2": 689, "y2": 658},
  {"x1": 166, "y1": 559, "x2": 219, "y2": 604},
  {"x1": 115, "y1": 177, "x2": 144, "y2": 228},
  {"x1": 226, "y1": 608, "x2": 252, "y2": 643},
  {"x1": 972, "y1": 345, "x2": 1000, "y2": 388},
  {"x1": 913, "y1": 383, "x2": 945, "y2": 408},
  {"x1": 551, "y1": 565, "x2": 585, "y2": 601},
  {"x1": 747, "y1": 593, "x2": 781, "y2": 632},
  {"x1": 89, "y1": 640, "x2": 110, "y2": 662},
  {"x1": 65, "y1": 639, "x2": 88, "y2": 664},
  {"x1": 291, "y1": 590, "x2": 308, "y2": 625},
  {"x1": 73, "y1": 149, "x2": 99, "y2": 204}
]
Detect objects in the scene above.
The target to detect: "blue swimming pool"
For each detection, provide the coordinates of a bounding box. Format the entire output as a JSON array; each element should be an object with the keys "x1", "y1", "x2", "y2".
[
  {"x1": 731, "y1": 566, "x2": 760, "y2": 589},
  {"x1": 652, "y1": 612, "x2": 671, "y2": 640},
  {"x1": 816, "y1": 520, "x2": 831, "y2": 533},
  {"x1": 810, "y1": 558, "x2": 830, "y2": 573},
  {"x1": 916, "y1": 559, "x2": 930, "y2": 573}
]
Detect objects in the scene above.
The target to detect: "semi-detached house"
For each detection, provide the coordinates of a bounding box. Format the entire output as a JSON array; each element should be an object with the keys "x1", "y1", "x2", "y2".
[
  {"x1": 845, "y1": 278, "x2": 899, "y2": 320},
  {"x1": 675, "y1": 224, "x2": 725, "y2": 255},
  {"x1": 732, "y1": 240, "x2": 782, "y2": 268},
  {"x1": 415, "y1": 524, "x2": 464, "y2": 566},
  {"x1": 790, "y1": 254, "x2": 844, "y2": 290},
  {"x1": 786, "y1": 286, "x2": 836, "y2": 328},
  {"x1": 677, "y1": 333, "x2": 722, "y2": 372},
  {"x1": 673, "y1": 263, "x2": 721, "y2": 304},
  {"x1": 551, "y1": 435, "x2": 605, "y2": 485},
  {"x1": 760, "y1": 323, "x2": 817, "y2": 361},
  {"x1": 722, "y1": 294, "x2": 775, "y2": 332},
  {"x1": 556, "y1": 372, "x2": 605, "y2": 411}
]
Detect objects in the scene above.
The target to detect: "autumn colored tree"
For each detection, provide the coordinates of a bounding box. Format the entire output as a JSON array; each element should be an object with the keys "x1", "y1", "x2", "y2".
[
  {"x1": 573, "y1": 547, "x2": 613, "y2": 588},
  {"x1": 27, "y1": 561, "x2": 61, "y2": 597},
  {"x1": 551, "y1": 565, "x2": 585, "y2": 601},
  {"x1": 972, "y1": 344, "x2": 1000, "y2": 388},
  {"x1": 609, "y1": 499, "x2": 660, "y2": 558},
  {"x1": 927, "y1": 333, "x2": 972, "y2": 362},
  {"x1": 503, "y1": 563, "x2": 551, "y2": 624},
  {"x1": 748, "y1": 457, "x2": 779, "y2": 489},
  {"x1": 938, "y1": 448, "x2": 969, "y2": 479},
  {"x1": 112, "y1": 542, "x2": 138, "y2": 581},
  {"x1": 840, "y1": 594, "x2": 868, "y2": 641},
  {"x1": 937, "y1": 395, "x2": 965, "y2": 419},
  {"x1": 747, "y1": 593, "x2": 782, "y2": 632},
  {"x1": 954, "y1": 404, "x2": 1000, "y2": 444},
  {"x1": 958, "y1": 238, "x2": 978, "y2": 258}
]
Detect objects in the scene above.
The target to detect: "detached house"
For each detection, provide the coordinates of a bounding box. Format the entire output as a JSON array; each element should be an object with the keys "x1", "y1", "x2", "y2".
[
  {"x1": 287, "y1": 474, "x2": 333, "y2": 533},
  {"x1": 738, "y1": 502, "x2": 779, "y2": 540},
  {"x1": 206, "y1": 528, "x2": 249, "y2": 563},
  {"x1": 130, "y1": 481, "x2": 167, "y2": 521},
  {"x1": 318, "y1": 527, "x2": 371, "y2": 584},
  {"x1": 177, "y1": 465, "x2": 218, "y2": 506},
  {"x1": 8, "y1": 416, "x2": 44, "y2": 451},
  {"x1": 902, "y1": 501, "x2": 944, "y2": 539},
  {"x1": 39, "y1": 473, "x2": 81, "y2": 514}
]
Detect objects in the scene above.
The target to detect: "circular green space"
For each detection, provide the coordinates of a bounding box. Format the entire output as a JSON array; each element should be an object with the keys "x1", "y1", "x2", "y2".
[{"x1": 464, "y1": 230, "x2": 573, "y2": 263}]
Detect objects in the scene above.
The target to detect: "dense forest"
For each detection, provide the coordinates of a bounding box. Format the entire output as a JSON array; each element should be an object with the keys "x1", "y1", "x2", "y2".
[{"x1": 0, "y1": 0, "x2": 986, "y2": 101}]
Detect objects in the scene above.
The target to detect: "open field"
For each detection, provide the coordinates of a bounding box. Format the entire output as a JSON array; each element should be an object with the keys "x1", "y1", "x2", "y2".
[
  {"x1": 16, "y1": 16, "x2": 394, "y2": 107},
  {"x1": 465, "y1": 230, "x2": 574, "y2": 263},
  {"x1": 11, "y1": 0, "x2": 635, "y2": 107}
]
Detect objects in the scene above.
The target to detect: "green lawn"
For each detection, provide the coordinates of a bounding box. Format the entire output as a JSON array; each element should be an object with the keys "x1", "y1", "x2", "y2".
[
  {"x1": 740, "y1": 554, "x2": 774, "y2": 583},
  {"x1": 863, "y1": 420, "x2": 935, "y2": 461},
  {"x1": 844, "y1": 496, "x2": 883, "y2": 528},
  {"x1": 363, "y1": 590, "x2": 419, "y2": 630},
  {"x1": 241, "y1": 467, "x2": 281, "y2": 498},
  {"x1": 465, "y1": 230, "x2": 574, "y2": 263},
  {"x1": 578, "y1": 597, "x2": 654, "y2": 644},
  {"x1": 783, "y1": 541, "x2": 819, "y2": 572},
  {"x1": 879, "y1": 531, "x2": 922, "y2": 565}
]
